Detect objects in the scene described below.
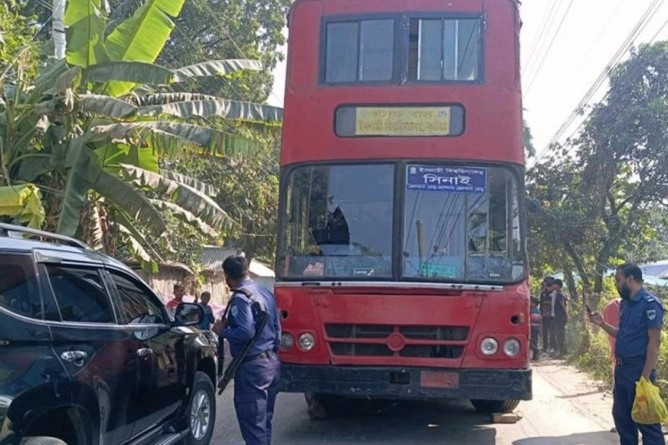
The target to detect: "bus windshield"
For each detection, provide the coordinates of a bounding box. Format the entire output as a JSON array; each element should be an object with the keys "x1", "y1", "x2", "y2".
[
  {"x1": 403, "y1": 165, "x2": 524, "y2": 283},
  {"x1": 278, "y1": 163, "x2": 524, "y2": 283},
  {"x1": 280, "y1": 164, "x2": 394, "y2": 279}
]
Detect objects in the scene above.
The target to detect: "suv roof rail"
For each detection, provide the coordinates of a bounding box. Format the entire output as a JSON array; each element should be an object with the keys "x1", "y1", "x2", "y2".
[{"x1": 0, "y1": 223, "x2": 91, "y2": 250}]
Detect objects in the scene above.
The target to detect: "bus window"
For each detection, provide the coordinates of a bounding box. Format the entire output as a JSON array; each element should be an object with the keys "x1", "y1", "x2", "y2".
[
  {"x1": 324, "y1": 19, "x2": 395, "y2": 83},
  {"x1": 280, "y1": 164, "x2": 394, "y2": 279},
  {"x1": 408, "y1": 18, "x2": 481, "y2": 82},
  {"x1": 402, "y1": 166, "x2": 523, "y2": 283}
]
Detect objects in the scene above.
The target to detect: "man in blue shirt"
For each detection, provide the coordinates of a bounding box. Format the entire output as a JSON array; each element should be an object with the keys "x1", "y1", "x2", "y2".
[
  {"x1": 218, "y1": 256, "x2": 281, "y2": 445},
  {"x1": 590, "y1": 263, "x2": 665, "y2": 445}
]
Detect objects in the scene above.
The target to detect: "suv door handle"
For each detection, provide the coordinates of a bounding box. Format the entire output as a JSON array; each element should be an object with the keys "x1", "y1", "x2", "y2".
[
  {"x1": 136, "y1": 348, "x2": 154, "y2": 357},
  {"x1": 61, "y1": 350, "x2": 88, "y2": 366}
]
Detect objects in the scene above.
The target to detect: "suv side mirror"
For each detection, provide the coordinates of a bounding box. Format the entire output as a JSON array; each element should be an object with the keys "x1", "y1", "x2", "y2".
[{"x1": 174, "y1": 303, "x2": 203, "y2": 326}]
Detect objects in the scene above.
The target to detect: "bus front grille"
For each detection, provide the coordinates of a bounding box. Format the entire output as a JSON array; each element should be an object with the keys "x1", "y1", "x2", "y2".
[{"x1": 325, "y1": 324, "x2": 469, "y2": 358}]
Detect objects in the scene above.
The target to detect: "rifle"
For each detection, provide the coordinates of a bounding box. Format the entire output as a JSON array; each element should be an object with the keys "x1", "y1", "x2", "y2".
[{"x1": 217, "y1": 288, "x2": 269, "y2": 395}]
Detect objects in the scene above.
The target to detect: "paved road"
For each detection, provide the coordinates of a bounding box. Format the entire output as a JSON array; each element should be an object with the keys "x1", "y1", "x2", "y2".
[{"x1": 212, "y1": 359, "x2": 619, "y2": 444}]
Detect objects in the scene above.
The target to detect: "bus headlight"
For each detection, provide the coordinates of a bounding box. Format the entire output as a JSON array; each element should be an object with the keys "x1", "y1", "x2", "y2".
[
  {"x1": 298, "y1": 333, "x2": 315, "y2": 351},
  {"x1": 504, "y1": 338, "x2": 521, "y2": 357},
  {"x1": 480, "y1": 337, "x2": 498, "y2": 355},
  {"x1": 280, "y1": 333, "x2": 294, "y2": 350}
]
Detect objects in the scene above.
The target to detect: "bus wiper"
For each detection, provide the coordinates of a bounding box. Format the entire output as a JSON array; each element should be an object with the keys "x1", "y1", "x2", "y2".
[{"x1": 416, "y1": 220, "x2": 426, "y2": 276}]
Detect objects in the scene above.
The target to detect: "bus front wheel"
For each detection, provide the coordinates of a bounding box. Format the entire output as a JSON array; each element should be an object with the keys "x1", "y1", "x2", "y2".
[
  {"x1": 470, "y1": 399, "x2": 520, "y2": 414},
  {"x1": 305, "y1": 393, "x2": 347, "y2": 420}
]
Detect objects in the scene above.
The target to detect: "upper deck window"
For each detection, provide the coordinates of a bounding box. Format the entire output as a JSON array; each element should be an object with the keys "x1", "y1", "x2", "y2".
[
  {"x1": 408, "y1": 18, "x2": 481, "y2": 82},
  {"x1": 324, "y1": 19, "x2": 395, "y2": 83}
]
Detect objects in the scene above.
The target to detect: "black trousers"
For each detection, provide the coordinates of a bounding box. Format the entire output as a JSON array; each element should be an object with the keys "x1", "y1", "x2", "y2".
[
  {"x1": 553, "y1": 318, "x2": 566, "y2": 355},
  {"x1": 542, "y1": 317, "x2": 554, "y2": 351},
  {"x1": 530, "y1": 326, "x2": 540, "y2": 358}
]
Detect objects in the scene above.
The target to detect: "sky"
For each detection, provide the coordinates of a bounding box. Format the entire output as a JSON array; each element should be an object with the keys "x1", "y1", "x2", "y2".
[{"x1": 268, "y1": 0, "x2": 668, "y2": 160}]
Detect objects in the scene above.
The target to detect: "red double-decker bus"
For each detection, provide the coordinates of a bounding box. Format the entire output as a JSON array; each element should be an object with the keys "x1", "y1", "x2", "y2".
[{"x1": 275, "y1": 0, "x2": 530, "y2": 418}]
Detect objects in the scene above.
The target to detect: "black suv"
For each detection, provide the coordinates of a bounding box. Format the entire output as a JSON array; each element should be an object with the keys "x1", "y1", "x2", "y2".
[{"x1": 0, "y1": 224, "x2": 218, "y2": 445}]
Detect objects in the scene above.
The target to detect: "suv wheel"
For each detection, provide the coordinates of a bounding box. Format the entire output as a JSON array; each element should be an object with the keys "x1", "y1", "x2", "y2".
[
  {"x1": 21, "y1": 438, "x2": 67, "y2": 445},
  {"x1": 184, "y1": 371, "x2": 216, "y2": 445}
]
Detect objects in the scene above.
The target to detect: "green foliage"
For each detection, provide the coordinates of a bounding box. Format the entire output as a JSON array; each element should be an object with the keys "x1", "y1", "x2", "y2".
[
  {"x1": 523, "y1": 119, "x2": 535, "y2": 159},
  {"x1": 0, "y1": 184, "x2": 45, "y2": 227},
  {"x1": 527, "y1": 42, "x2": 668, "y2": 303},
  {"x1": 165, "y1": 129, "x2": 281, "y2": 264},
  {"x1": 574, "y1": 327, "x2": 614, "y2": 382},
  {"x1": 150, "y1": 0, "x2": 290, "y2": 102},
  {"x1": 1, "y1": 0, "x2": 283, "y2": 273},
  {"x1": 0, "y1": 2, "x2": 40, "y2": 81},
  {"x1": 15, "y1": 0, "x2": 290, "y2": 101},
  {"x1": 64, "y1": 0, "x2": 108, "y2": 67}
]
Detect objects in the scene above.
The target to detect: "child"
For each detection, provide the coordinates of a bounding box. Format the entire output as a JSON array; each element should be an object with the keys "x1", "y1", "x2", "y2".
[{"x1": 530, "y1": 297, "x2": 542, "y2": 360}]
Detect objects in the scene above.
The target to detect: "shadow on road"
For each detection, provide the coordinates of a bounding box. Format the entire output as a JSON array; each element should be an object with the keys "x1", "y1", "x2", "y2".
[
  {"x1": 513, "y1": 431, "x2": 617, "y2": 445},
  {"x1": 278, "y1": 398, "x2": 498, "y2": 444}
]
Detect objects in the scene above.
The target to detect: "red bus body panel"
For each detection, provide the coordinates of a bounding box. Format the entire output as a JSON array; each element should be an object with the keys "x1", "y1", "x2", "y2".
[
  {"x1": 278, "y1": 283, "x2": 531, "y2": 368},
  {"x1": 282, "y1": 0, "x2": 523, "y2": 166},
  {"x1": 277, "y1": 0, "x2": 531, "y2": 402}
]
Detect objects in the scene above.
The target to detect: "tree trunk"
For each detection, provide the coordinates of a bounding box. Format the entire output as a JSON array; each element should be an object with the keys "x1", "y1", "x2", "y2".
[
  {"x1": 559, "y1": 235, "x2": 592, "y2": 294},
  {"x1": 563, "y1": 269, "x2": 578, "y2": 300},
  {"x1": 53, "y1": 0, "x2": 66, "y2": 60},
  {"x1": 593, "y1": 256, "x2": 611, "y2": 299}
]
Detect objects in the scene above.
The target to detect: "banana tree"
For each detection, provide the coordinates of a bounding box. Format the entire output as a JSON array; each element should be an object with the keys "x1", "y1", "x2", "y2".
[
  {"x1": 0, "y1": 0, "x2": 282, "y2": 270},
  {"x1": 0, "y1": 185, "x2": 45, "y2": 228}
]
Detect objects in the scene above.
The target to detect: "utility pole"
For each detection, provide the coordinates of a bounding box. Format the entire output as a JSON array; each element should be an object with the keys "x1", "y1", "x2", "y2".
[{"x1": 53, "y1": 0, "x2": 66, "y2": 60}]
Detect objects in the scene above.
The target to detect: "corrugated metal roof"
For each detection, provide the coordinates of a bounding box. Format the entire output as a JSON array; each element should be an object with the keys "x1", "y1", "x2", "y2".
[
  {"x1": 200, "y1": 245, "x2": 244, "y2": 270},
  {"x1": 249, "y1": 260, "x2": 275, "y2": 278},
  {"x1": 200, "y1": 246, "x2": 275, "y2": 278}
]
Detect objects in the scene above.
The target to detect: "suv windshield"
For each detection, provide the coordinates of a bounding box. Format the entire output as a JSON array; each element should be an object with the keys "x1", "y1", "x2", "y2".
[{"x1": 278, "y1": 163, "x2": 525, "y2": 283}]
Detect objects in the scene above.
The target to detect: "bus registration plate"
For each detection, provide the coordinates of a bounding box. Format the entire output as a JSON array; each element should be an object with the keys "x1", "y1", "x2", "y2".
[{"x1": 420, "y1": 371, "x2": 459, "y2": 389}]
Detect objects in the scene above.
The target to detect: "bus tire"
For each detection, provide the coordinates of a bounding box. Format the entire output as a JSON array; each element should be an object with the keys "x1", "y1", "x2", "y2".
[
  {"x1": 470, "y1": 399, "x2": 520, "y2": 414},
  {"x1": 305, "y1": 393, "x2": 347, "y2": 420},
  {"x1": 21, "y1": 438, "x2": 67, "y2": 445}
]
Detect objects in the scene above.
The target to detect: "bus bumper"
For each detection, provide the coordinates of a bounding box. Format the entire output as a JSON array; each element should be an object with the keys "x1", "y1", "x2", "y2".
[{"x1": 280, "y1": 364, "x2": 532, "y2": 400}]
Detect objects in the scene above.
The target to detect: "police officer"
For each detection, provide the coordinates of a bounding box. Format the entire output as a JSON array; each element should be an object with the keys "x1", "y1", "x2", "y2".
[
  {"x1": 589, "y1": 263, "x2": 665, "y2": 445},
  {"x1": 219, "y1": 256, "x2": 281, "y2": 445}
]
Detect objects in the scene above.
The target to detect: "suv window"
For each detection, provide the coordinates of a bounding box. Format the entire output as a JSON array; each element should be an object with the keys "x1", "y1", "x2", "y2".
[
  {"x1": 46, "y1": 265, "x2": 115, "y2": 323},
  {"x1": 0, "y1": 253, "x2": 41, "y2": 319},
  {"x1": 108, "y1": 270, "x2": 166, "y2": 325}
]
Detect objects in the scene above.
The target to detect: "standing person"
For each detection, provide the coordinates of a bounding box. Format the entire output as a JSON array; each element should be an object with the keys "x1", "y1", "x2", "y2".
[
  {"x1": 589, "y1": 263, "x2": 665, "y2": 445},
  {"x1": 196, "y1": 291, "x2": 215, "y2": 330},
  {"x1": 215, "y1": 256, "x2": 281, "y2": 445},
  {"x1": 530, "y1": 297, "x2": 542, "y2": 360},
  {"x1": 539, "y1": 276, "x2": 555, "y2": 353},
  {"x1": 165, "y1": 283, "x2": 186, "y2": 309},
  {"x1": 552, "y1": 279, "x2": 568, "y2": 358},
  {"x1": 603, "y1": 296, "x2": 622, "y2": 434},
  {"x1": 603, "y1": 298, "x2": 622, "y2": 374}
]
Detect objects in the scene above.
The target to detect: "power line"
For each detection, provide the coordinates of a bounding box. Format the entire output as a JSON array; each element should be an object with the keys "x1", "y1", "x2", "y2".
[
  {"x1": 524, "y1": 0, "x2": 576, "y2": 95},
  {"x1": 542, "y1": 0, "x2": 663, "y2": 152},
  {"x1": 535, "y1": 0, "x2": 665, "y2": 161},
  {"x1": 559, "y1": 13, "x2": 668, "y2": 146},
  {"x1": 573, "y1": 0, "x2": 626, "y2": 72},
  {"x1": 522, "y1": 0, "x2": 560, "y2": 74}
]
